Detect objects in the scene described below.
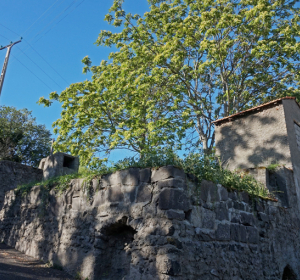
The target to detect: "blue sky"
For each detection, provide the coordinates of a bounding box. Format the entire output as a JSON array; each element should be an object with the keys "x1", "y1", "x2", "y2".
[{"x1": 0, "y1": 0, "x2": 149, "y2": 161}]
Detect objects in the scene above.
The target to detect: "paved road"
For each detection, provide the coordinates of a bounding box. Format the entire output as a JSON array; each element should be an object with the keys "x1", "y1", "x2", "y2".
[{"x1": 0, "y1": 243, "x2": 74, "y2": 280}]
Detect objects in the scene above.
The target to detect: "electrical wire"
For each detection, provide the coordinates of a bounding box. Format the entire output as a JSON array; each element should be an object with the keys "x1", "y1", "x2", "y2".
[
  {"x1": 32, "y1": 0, "x2": 79, "y2": 43},
  {"x1": 0, "y1": 25, "x2": 69, "y2": 86},
  {"x1": 0, "y1": 0, "x2": 89, "y2": 91},
  {"x1": 46, "y1": 0, "x2": 86, "y2": 33},
  {"x1": 24, "y1": 40, "x2": 70, "y2": 85},
  {"x1": 0, "y1": 24, "x2": 19, "y2": 38},
  {"x1": 21, "y1": 0, "x2": 62, "y2": 37},
  {"x1": 11, "y1": 54, "x2": 53, "y2": 91},
  {"x1": 16, "y1": 46, "x2": 64, "y2": 89}
]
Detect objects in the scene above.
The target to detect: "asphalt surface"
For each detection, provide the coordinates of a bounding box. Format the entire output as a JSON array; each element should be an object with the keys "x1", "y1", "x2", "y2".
[{"x1": 0, "y1": 243, "x2": 74, "y2": 280}]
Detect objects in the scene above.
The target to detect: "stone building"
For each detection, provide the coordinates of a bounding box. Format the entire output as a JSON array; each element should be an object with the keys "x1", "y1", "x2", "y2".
[
  {"x1": 39, "y1": 152, "x2": 79, "y2": 180},
  {"x1": 213, "y1": 96, "x2": 300, "y2": 209}
]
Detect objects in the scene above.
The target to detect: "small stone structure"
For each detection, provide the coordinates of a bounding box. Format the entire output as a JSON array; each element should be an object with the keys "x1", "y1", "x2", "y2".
[
  {"x1": 39, "y1": 152, "x2": 79, "y2": 180},
  {"x1": 0, "y1": 166, "x2": 299, "y2": 279},
  {"x1": 213, "y1": 97, "x2": 299, "y2": 170},
  {"x1": 214, "y1": 97, "x2": 300, "y2": 209}
]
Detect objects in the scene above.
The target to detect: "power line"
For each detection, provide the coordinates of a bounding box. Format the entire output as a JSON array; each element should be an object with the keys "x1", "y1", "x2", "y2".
[
  {"x1": 0, "y1": 24, "x2": 19, "y2": 38},
  {"x1": 16, "y1": 46, "x2": 64, "y2": 89},
  {"x1": 32, "y1": 0, "x2": 79, "y2": 43},
  {"x1": 21, "y1": 0, "x2": 62, "y2": 36},
  {"x1": 46, "y1": 0, "x2": 87, "y2": 32},
  {"x1": 0, "y1": 25, "x2": 69, "y2": 86},
  {"x1": 0, "y1": 33, "x2": 10, "y2": 42},
  {"x1": 24, "y1": 40, "x2": 69, "y2": 85},
  {"x1": 11, "y1": 54, "x2": 53, "y2": 91}
]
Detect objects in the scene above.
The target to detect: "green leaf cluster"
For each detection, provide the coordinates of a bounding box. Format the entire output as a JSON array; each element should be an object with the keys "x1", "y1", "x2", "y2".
[
  {"x1": 0, "y1": 106, "x2": 51, "y2": 167},
  {"x1": 40, "y1": 0, "x2": 300, "y2": 161}
]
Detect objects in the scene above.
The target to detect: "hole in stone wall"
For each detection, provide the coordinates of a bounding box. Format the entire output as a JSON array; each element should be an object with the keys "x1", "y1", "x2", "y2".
[
  {"x1": 94, "y1": 220, "x2": 137, "y2": 279},
  {"x1": 104, "y1": 223, "x2": 137, "y2": 239},
  {"x1": 282, "y1": 265, "x2": 297, "y2": 280},
  {"x1": 63, "y1": 156, "x2": 75, "y2": 169},
  {"x1": 185, "y1": 209, "x2": 192, "y2": 221}
]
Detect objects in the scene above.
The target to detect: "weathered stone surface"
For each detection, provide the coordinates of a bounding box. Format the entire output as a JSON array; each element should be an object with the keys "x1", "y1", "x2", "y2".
[
  {"x1": 0, "y1": 165, "x2": 299, "y2": 280},
  {"x1": 39, "y1": 152, "x2": 79, "y2": 180},
  {"x1": 158, "y1": 189, "x2": 190, "y2": 211},
  {"x1": 151, "y1": 166, "x2": 185, "y2": 182},
  {"x1": 215, "y1": 202, "x2": 229, "y2": 221},
  {"x1": 156, "y1": 255, "x2": 181, "y2": 276},
  {"x1": 218, "y1": 184, "x2": 229, "y2": 201},
  {"x1": 140, "y1": 168, "x2": 151, "y2": 183},
  {"x1": 107, "y1": 185, "x2": 124, "y2": 202},
  {"x1": 240, "y1": 212, "x2": 255, "y2": 226},
  {"x1": 0, "y1": 161, "x2": 43, "y2": 209},
  {"x1": 195, "y1": 228, "x2": 215, "y2": 241},
  {"x1": 165, "y1": 210, "x2": 185, "y2": 221},
  {"x1": 230, "y1": 224, "x2": 247, "y2": 243},
  {"x1": 199, "y1": 180, "x2": 220, "y2": 202},
  {"x1": 136, "y1": 183, "x2": 152, "y2": 203},
  {"x1": 247, "y1": 227, "x2": 259, "y2": 244},
  {"x1": 157, "y1": 178, "x2": 186, "y2": 190},
  {"x1": 216, "y1": 223, "x2": 230, "y2": 241},
  {"x1": 201, "y1": 208, "x2": 215, "y2": 229},
  {"x1": 120, "y1": 168, "x2": 140, "y2": 186}
]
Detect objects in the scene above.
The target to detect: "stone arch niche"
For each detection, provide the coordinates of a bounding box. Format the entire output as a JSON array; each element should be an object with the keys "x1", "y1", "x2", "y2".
[
  {"x1": 94, "y1": 217, "x2": 137, "y2": 280},
  {"x1": 282, "y1": 265, "x2": 297, "y2": 280}
]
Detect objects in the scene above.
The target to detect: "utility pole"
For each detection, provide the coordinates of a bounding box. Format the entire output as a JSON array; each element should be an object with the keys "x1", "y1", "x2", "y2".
[{"x1": 0, "y1": 39, "x2": 22, "y2": 98}]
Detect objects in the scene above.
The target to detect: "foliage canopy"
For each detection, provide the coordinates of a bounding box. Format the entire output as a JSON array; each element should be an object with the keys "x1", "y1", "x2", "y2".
[
  {"x1": 39, "y1": 0, "x2": 300, "y2": 166},
  {"x1": 0, "y1": 106, "x2": 51, "y2": 167}
]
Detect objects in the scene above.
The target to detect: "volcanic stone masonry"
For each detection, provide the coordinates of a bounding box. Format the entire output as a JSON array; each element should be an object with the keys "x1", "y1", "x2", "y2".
[{"x1": 0, "y1": 165, "x2": 299, "y2": 280}]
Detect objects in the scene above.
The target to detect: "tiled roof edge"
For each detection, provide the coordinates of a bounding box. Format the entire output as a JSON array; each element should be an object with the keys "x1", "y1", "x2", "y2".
[{"x1": 213, "y1": 97, "x2": 297, "y2": 126}]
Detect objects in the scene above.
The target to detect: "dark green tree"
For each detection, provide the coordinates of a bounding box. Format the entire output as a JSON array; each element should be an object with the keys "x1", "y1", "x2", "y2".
[{"x1": 0, "y1": 106, "x2": 52, "y2": 167}]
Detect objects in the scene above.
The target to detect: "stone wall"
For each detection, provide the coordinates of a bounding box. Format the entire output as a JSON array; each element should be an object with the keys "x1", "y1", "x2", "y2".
[
  {"x1": 0, "y1": 160, "x2": 43, "y2": 209},
  {"x1": 0, "y1": 166, "x2": 299, "y2": 280}
]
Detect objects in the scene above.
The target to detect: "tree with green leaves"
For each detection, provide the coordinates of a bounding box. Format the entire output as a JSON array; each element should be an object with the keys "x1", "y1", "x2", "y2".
[
  {"x1": 39, "y1": 0, "x2": 300, "y2": 164},
  {"x1": 0, "y1": 106, "x2": 51, "y2": 167}
]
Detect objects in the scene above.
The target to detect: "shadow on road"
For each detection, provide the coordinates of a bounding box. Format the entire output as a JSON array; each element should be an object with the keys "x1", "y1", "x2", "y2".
[{"x1": 0, "y1": 243, "x2": 74, "y2": 280}]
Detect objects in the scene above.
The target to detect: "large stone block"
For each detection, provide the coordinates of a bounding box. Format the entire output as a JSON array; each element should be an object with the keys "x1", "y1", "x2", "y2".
[
  {"x1": 240, "y1": 212, "x2": 255, "y2": 226},
  {"x1": 230, "y1": 224, "x2": 247, "y2": 243},
  {"x1": 165, "y1": 210, "x2": 185, "y2": 221},
  {"x1": 247, "y1": 227, "x2": 258, "y2": 244},
  {"x1": 218, "y1": 184, "x2": 229, "y2": 201},
  {"x1": 136, "y1": 184, "x2": 152, "y2": 203},
  {"x1": 151, "y1": 166, "x2": 185, "y2": 182},
  {"x1": 158, "y1": 189, "x2": 190, "y2": 211},
  {"x1": 201, "y1": 208, "x2": 216, "y2": 229},
  {"x1": 107, "y1": 185, "x2": 124, "y2": 202},
  {"x1": 156, "y1": 255, "x2": 181, "y2": 276},
  {"x1": 101, "y1": 168, "x2": 140, "y2": 188},
  {"x1": 215, "y1": 202, "x2": 229, "y2": 221},
  {"x1": 195, "y1": 228, "x2": 215, "y2": 241},
  {"x1": 157, "y1": 178, "x2": 187, "y2": 190},
  {"x1": 215, "y1": 223, "x2": 230, "y2": 241},
  {"x1": 140, "y1": 168, "x2": 151, "y2": 183},
  {"x1": 199, "y1": 180, "x2": 220, "y2": 202},
  {"x1": 120, "y1": 168, "x2": 140, "y2": 186}
]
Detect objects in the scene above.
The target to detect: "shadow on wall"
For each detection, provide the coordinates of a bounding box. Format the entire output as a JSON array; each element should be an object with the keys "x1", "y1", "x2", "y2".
[
  {"x1": 0, "y1": 182, "x2": 163, "y2": 279},
  {"x1": 217, "y1": 114, "x2": 289, "y2": 169}
]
